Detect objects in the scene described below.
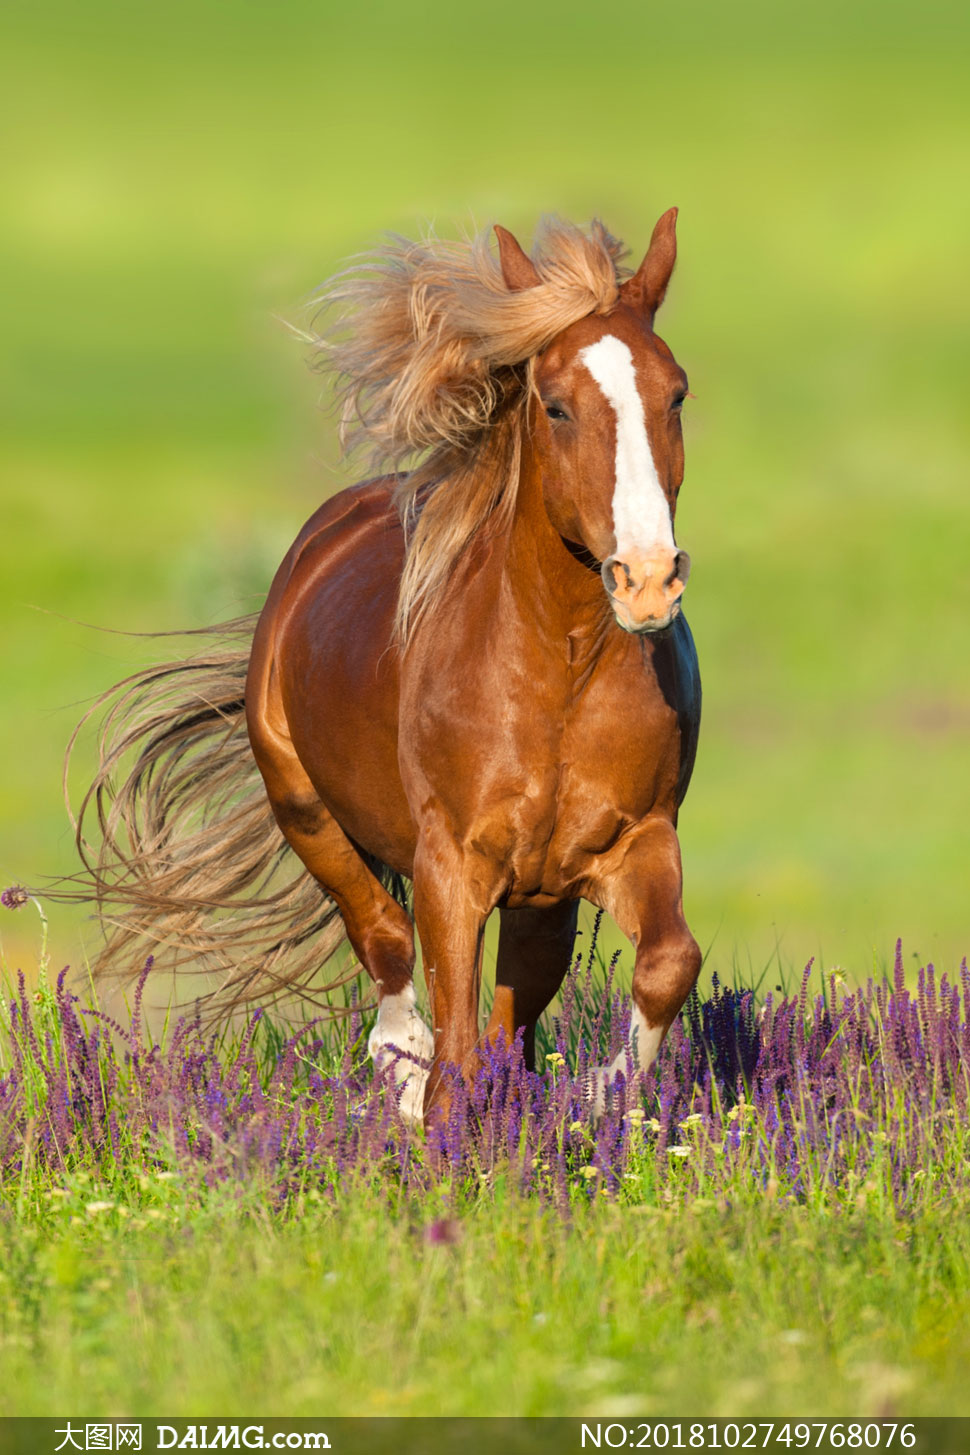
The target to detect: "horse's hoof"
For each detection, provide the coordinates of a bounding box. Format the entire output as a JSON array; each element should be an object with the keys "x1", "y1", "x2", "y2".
[
  {"x1": 370, "y1": 1042, "x2": 429, "y2": 1128},
  {"x1": 585, "y1": 1066, "x2": 623, "y2": 1124},
  {"x1": 395, "y1": 1069, "x2": 429, "y2": 1129},
  {"x1": 368, "y1": 989, "x2": 433, "y2": 1128},
  {"x1": 367, "y1": 990, "x2": 434, "y2": 1065}
]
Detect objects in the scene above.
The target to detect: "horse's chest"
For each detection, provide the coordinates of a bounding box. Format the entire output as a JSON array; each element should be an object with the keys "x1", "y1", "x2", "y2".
[
  {"x1": 407, "y1": 654, "x2": 682, "y2": 897},
  {"x1": 521, "y1": 689, "x2": 680, "y2": 885}
]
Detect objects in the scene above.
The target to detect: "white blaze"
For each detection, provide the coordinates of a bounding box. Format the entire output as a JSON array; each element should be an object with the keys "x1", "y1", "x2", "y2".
[{"x1": 580, "y1": 334, "x2": 675, "y2": 560}]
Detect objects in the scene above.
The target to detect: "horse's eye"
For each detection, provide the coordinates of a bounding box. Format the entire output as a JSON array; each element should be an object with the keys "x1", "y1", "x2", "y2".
[
  {"x1": 671, "y1": 393, "x2": 687, "y2": 412},
  {"x1": 545, "y1": 404, "x2": 569, "y2": 422}
]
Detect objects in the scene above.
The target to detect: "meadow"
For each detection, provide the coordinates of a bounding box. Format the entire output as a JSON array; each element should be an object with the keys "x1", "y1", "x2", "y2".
[
  {"x1": 2, "y1": 900, "x2": 970, "y2": 1416},
  {"x1": 1, "y1": 0, "x2": 969, "y2": 1424}
]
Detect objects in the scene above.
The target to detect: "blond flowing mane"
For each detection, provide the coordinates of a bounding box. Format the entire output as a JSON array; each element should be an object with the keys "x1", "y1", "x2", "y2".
[{"x1": 311, "y1": 217, "x2": 628, "y2": 642}]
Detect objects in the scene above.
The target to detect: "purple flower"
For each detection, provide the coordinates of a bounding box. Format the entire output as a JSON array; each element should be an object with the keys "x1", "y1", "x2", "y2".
[
  {"x1": 0, "y1": 914, "x2": 964, "y2": 1220},
  {"x1": 423, "y1": 1218, "x2": 461, "y2": 1245},
  {"x1": 1, "y1": 885, "x2": 30, "y2": 910}
]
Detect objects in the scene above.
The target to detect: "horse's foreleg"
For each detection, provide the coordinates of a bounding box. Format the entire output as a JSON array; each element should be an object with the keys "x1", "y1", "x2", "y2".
[
  {"x1": 484, "y1": 902, "x2": 579, "y2": 1069},
  {"x1": 411, "y1": 837, "x2": 502, "y2": 1127},
  {"x1": 586, "y1": 817, "x2": 701, "y2": 1119}
]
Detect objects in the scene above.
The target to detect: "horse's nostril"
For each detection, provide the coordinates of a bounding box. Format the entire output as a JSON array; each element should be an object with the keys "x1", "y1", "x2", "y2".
[
  {"x1": 661, "y1": 552, "x2": 690, "y2": 591},
  {"x1": 601, "y1": 557, "x2": 630, "y2": 598}
]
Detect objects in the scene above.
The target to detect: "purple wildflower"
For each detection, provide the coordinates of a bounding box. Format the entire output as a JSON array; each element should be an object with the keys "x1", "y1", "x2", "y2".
[
  {"x1": 423, "y1": 1218, "x2": 461, "y2": 1245},
  {"x1": 1, "y1": 885, "x2": 30, "y2": 910},
  {"x1": 0, "y1": 930, "x2": 966, "y2": 1216}
]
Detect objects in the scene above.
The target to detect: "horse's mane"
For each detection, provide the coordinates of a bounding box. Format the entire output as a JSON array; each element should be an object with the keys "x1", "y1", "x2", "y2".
[{"x1": 311, "y1": 217, "x2": 628, "y2": 642}]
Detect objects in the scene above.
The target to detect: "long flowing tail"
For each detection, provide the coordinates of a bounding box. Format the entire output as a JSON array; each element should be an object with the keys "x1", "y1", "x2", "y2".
[{"x1": 58, "y1": 616, "x2": 352, "y2": 1013}]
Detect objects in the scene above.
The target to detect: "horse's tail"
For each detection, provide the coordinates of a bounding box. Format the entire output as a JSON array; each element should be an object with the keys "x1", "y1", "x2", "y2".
[{"x1": 58, "y1": 615, "x2": 353, "y2": 1014}]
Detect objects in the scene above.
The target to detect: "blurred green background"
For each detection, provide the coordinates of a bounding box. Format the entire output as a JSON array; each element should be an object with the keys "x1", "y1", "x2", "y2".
[{"x1": 2, "y1": 0, "x2": 968, "y2": 986}]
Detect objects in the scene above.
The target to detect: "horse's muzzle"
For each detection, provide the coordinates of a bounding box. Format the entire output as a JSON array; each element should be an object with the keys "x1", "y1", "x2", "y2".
[{"x1": 601, "y1": 547, "x2": 691, "y2": 634}]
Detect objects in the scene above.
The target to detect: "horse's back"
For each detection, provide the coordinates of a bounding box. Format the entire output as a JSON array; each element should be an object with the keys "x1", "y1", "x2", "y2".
[{"x1": 247, "y1": 477, "x2": 417, "y2": 871}]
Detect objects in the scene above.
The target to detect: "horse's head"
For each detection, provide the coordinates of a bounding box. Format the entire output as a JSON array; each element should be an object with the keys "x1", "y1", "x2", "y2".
[{"x1": 498, "y1": 210, "x2": 690, "y2": 635}]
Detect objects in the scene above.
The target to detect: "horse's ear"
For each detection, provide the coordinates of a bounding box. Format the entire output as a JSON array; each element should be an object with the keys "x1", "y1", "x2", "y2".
[
  {"x1": 495, "y1": 224, "x2": 541, "y2": 292},
  {"x1": 621, "y1": 207, "x2": 678, "y2": 318}
]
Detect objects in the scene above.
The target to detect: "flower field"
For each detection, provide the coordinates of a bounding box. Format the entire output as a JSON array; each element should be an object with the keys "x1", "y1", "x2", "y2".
[
  {"x1": 2, "y1": 898, "x2": 969, "y2": 1415},
  {"x1": 3, "y1": 915, "x2": 968, "y2": 1218}
]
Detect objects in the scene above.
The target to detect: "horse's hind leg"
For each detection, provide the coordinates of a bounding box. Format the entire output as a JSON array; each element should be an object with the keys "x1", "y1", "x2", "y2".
[
  {"x1": 484, "y1": 902, "x2": 579, "y2": 1070},
  {"x1": 249, "y1": 727, "x2": 432, "y2": 1122}
]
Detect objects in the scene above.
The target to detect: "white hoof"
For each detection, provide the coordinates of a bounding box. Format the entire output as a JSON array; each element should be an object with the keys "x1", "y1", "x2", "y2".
[
  {"x1": 368, "y1": 986, "x2": 433, "y2": 1127},
  {"x1": 584, "y1": 1011, "x2": 664, "y2": 1122},
  {"x1": 585, "y1": 1065, "x2": 624, "y2": 1123},
  {"x1": 395, "y1": 1068, "x2": 430, "y2": 1129},
  {"x1": 367, "y1": 985, "x2": 433, "y2": 1064}
]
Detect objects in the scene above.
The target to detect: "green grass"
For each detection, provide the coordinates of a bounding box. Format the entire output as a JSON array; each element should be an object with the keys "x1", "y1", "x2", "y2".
[
  {"x1": 5, "y1": 1170, "x2": 970, "y2": 1415},
  {"x1": 3, "y1": 916, "x2": 970, "y2": 1417}
]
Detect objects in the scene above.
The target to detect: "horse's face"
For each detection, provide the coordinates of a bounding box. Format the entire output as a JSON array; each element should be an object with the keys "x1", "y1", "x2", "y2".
[{"x1": 527, "y1": 212, "x2": 690, "y2": 634}]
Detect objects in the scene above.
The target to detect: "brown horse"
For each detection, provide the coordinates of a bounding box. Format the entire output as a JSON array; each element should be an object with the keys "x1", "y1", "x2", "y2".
[
  {"x1": 71, "y1": 210, "x2": 702, "y2": 1126},
  {"x1": 244, "y1": 207, "x2": 701, "y2": 1122}
]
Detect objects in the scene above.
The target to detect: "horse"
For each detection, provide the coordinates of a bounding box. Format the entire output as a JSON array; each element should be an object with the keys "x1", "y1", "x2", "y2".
[{"x1": 70, "y1": 209, "x2": 702, "y2": 1127}]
